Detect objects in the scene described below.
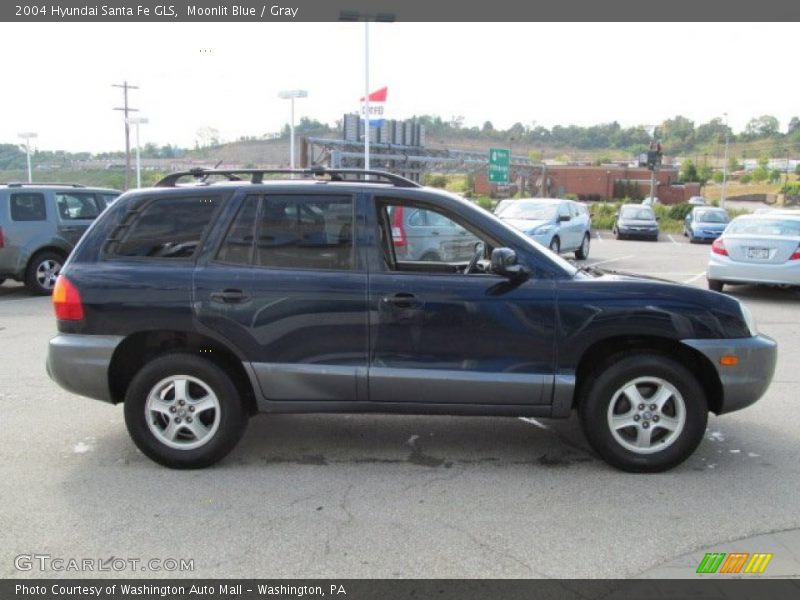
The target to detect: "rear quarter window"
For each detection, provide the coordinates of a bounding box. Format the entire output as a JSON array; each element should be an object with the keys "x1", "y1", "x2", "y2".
[
  {"x1": 10, "y1": 193, "x2": 47, "y2": 221},
  {"x1": 105, "y1": 195, "x2": 220, "y2": 259}
]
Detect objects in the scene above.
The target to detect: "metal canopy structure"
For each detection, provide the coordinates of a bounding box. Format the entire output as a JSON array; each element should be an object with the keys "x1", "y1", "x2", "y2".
[{"x1": 301, "y1": 137, "x2": 536, "y2": 184}]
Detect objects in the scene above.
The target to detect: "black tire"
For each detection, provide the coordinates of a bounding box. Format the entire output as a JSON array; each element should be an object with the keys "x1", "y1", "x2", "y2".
[
  {"x1": 25, "y1": 251, "x2": 65, "y2": 295},
  {"x1": 708, "y1": 279, "x2": 724, "y2": 292},
  {"x1": 575, "y1": 233, "x2": 591, "y2": 260},
  {"x1": 420, "y1": 251, "x2": 441, "y2": 262},
  {"x1": 578, "y1": 353, "x2": 708, "y2": 473},
  {"x1": 124, "y1": 353, "x2": 249, "y2": 469},
  {"x1": 0, "y1": 278, "x2": 5, "y2": 286},
  {"x1": 549, "y1": 236, "x2": 560, "y2": 254},
  {"x1": 613, "y1": 227, "x2": 623, "y2": 240}
]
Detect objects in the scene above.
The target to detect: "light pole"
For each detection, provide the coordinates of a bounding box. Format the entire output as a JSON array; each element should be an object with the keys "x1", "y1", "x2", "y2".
[
  {"x1": 340, "y1": 11, "x2": 395, "y2": 174},
  {"x1": 278, "y1": 90, "x2": 308, "y2": 171},
  {"x1": 127, "y1": 117, "x2": 148, "y2": 188},
  {"x1": 18, "y1": 132, "x2": 38, "y2": 183},
  {"x1": 721, "y1": 113, "x2": 730, "y2": 210}
]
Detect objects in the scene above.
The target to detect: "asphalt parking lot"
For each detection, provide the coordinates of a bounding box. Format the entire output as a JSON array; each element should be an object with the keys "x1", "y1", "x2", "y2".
[{"x1": 1, "y1": 233, "x2": 798, "y2": 579}]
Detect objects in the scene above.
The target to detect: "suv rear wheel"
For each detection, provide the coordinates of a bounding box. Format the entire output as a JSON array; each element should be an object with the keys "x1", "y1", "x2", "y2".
[
  {"x1": 25, "y1": 251, "x2": 65, "y2": 295},
  {"x1": 579, "y1": 353, "x2": 708, "y2": 472},
  {"x1": 124, "y1": 353, "x2": 249, "y2": 469}
]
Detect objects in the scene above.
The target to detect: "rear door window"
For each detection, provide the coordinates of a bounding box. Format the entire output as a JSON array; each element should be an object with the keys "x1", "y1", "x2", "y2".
[
  {"x1": 254, "y1": 195, "x2": 354, "y2": 271},
  {"x1": 55, "y1": 192, "x2": 102, "y2": 220}
]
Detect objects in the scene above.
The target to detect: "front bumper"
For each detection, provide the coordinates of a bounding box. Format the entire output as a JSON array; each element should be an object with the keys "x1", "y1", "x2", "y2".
[
  {"x1": 682, "y1": 335, "x2": 777, "y2": 414},
  {"x1": 690, "y1": 228, "x2": 723, "y2": 241},
  {"x1": 47, "y1": 334, "x2": 124, "y2": 403},
  {"x1": 618, "y1": 226, "x2": 658, "y2": 238}
]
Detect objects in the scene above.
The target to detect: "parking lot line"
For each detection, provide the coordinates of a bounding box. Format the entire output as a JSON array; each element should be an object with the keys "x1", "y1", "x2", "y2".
[
  {"x1": 668, "y1": 234, "x2": 680, "y2": 245},
  {"x1": 595, "y1": 231, "x2": 603, "y2": 242},
  {"x1": 519, "y1": 417, "x2": 550, "y2": 430},
  {"x1": 684, "y1": 271, "x2": 707, "y2": 284},
  {"x1": 586, "y1": 255, "x2": 634, "y2": 268}
]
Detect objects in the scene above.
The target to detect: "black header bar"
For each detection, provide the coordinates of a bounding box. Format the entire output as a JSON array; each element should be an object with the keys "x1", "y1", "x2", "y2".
[{"x1": 2, "y1": 0, "x2": 799, "y2": 22}]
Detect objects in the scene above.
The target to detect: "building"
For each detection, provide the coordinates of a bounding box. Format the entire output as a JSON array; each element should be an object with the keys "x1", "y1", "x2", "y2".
[{"x1": 474, "y1": 165, "x2": 700, "y2": 204}]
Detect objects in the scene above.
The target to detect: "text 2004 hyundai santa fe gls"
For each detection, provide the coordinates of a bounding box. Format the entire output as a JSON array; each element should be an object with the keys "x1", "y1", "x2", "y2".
[{"x1": 46, "y1": 168, "x2": 777, "y2": 472}]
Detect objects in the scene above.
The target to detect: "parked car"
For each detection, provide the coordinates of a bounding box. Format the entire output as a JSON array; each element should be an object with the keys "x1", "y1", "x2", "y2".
[
  {"x1": 0, "y1": 183, "x2": 120, "y2": 293},
  {"x1": 498, "y1": 198, "x2": 592, "y2": 259},
  {"x1": 47, "y1": 168, "x2": 776, "y2": 472},
  {"x1": 688, "y1": 196, "x2": 708, "y2": 206},
  {"x1": 684, "y1": 207, "x2": 729, "y2": 243},
  {"x1": 641, "y1": 196, "x2": 660, "y2": 206},
  {"x1": 389, "y1": 205, "x2": 479, "y2": 262},
  {"x1": 707, "y1": 213, "x2": 800, "y2": 292},
  {"x1": 613, "y1": 205, "x2": 659, "y2": 241},
  {"x1": 493, "y1": 198, "x2": 515, "y2": 216}
]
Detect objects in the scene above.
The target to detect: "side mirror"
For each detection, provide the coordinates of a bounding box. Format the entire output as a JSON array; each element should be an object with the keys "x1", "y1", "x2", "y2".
[
  {"x1": 656, "y1": 216, "x2": 661, "y2": 221},
  {"x1": 490, "y1": 248, "x2": 527, "y2": 280}
]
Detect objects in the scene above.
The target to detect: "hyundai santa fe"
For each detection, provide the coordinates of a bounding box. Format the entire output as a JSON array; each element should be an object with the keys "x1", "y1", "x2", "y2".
[{"x1": 46, "y1": 168, "x2": 776, "y2": 472}]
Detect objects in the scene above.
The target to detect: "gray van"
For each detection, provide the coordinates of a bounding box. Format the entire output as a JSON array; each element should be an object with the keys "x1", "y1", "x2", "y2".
[{"x1": 0, "y1": 183, "x2": 120, "y2": 294}]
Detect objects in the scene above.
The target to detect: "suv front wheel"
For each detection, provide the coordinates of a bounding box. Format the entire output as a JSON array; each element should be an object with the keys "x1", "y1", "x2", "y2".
[
  {"x1": 578, "y1": 353, "x2": 708, "y2": 472},
  {"x1": 124, "y1": 353, "x2": 249, "y2": 469}
]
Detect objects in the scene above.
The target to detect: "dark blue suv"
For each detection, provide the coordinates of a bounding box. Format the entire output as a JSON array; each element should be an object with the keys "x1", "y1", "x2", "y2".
[{"x1": 46, "y1": 168, "x2": 777, "y2": 472}]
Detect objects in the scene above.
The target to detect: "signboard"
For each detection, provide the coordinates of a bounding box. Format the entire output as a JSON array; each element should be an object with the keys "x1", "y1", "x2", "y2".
[
  {"x1": 359, "y1": 86, "x2": 388, "y2": 127},
  {"x1": 489, "y1": 148, "x2": 510, "y2": 184}
]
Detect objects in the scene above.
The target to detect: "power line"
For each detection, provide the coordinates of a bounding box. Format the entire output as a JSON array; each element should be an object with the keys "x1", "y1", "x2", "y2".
[{"x1": 112, "y1": 81, "x2": 139, "y2": 190}]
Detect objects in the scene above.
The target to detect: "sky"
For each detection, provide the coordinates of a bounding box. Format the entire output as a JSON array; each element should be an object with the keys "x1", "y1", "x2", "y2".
[{"x1": 0, "y1": 22, "x2": 796, "y2": 153}]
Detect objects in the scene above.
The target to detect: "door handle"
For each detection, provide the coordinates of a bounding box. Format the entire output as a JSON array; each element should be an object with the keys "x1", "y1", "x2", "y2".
[
  {"x1": 381, "y1": 293, "x2": 424, "y2": 310},
  {"x1": 60, "y1": 227, "x2": 78, "y2": 232},
  {"x1": 210, "y1": 289, "x2": 249, "y2": 304}
]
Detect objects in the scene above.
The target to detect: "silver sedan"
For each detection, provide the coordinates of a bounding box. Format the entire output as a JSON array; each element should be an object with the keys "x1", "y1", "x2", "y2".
[{"x1": 707, "y1": 214, "x2": 800, "y2": 292}]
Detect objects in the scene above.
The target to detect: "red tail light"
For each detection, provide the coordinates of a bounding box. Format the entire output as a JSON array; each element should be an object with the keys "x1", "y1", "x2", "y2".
[
  {"x1": 0, "y1": 225, "x2": 4, "y2": 249},
  {"x1": 52, "y1": 276, "x2": 84, "y2": 321},
  {"x1": 790, "y1": 245, "x2": 800, "y2": 260},
  {"x1": 711, "y1": 238, "x2": 728, "y2": 256},
  {"x1": 391, "y1": 206, "x2": 407, "y2": 247}
]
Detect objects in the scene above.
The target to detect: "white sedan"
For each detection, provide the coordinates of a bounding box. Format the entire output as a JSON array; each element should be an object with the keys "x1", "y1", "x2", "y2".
[{"x1": 707, "y1": 213, "x2": 800, "y2": 292}]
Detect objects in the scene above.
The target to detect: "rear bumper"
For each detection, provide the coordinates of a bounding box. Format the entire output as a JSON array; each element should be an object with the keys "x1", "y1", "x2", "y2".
[
  {"x1": 708, "y1": 255, "x2": 800, "y2": 285},
  {"x1": 682, "y1": 335, "x2": 777, "y2": 414},
  {"x1": 47, "y1": 334, "x2": 124, "y2": 403}
]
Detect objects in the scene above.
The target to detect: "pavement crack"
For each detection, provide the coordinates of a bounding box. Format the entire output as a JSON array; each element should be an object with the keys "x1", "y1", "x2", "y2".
[{"x1": 443, "y1": 521, "x2": 545, "y2": 577}]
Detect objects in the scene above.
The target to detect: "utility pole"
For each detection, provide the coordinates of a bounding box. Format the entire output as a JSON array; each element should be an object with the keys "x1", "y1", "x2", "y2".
[
  {"x1": 113, "y1": 81, "x2": 139, "y2": 190},
  {"x1": 721, "y1": 112, "x2": 729, "y2": 210}
]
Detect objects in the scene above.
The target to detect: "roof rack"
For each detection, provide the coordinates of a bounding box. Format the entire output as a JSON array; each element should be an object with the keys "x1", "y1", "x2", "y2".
[
  {"x1": 2, "y1": 182, "x2": 86, "y2": 188},
  {"x1": 155, "y1": 167, "x2": 421, "y2": 188}
]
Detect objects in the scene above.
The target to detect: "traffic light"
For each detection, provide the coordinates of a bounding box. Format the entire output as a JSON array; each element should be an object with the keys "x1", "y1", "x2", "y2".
[{"x1": 646, "y1": 147, "x2": 663, "y2": 171}]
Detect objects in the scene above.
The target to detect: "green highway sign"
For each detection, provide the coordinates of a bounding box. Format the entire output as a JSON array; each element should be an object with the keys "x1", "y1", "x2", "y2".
[{"x1": 489, "y1": 148, "x2": 510, "y2": 184}]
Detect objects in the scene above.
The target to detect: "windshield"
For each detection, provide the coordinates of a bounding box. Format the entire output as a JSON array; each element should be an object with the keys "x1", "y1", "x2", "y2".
[
  {"x1": 727, "y1": 218, "x2": 800, "y2": 237},
  {"x1": 620, "y1": 206, "x2": 655, "y2": 220},
  {"x1": 500, "y1": 202, "x2": 558, "y2": 221},
  {"x1": 695, "y1": 210, "x2": 728, "y2": 223}
]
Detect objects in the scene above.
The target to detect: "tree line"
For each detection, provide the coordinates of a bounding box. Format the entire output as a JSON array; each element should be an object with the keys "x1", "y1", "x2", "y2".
[{"x1": 2, "y1": 114, "x2": 798, "y2": 171}]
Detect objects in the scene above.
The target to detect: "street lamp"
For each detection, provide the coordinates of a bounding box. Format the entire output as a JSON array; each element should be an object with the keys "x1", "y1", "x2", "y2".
[
  {"x1": 126, "y1": 117, "x2": 149, "y2": 188},
  {"x1": 278, "y1": 89, "x2": 308, "y2": 171},
  {"x1": 721, "y1": 113, "x2": 730, "y2": 210},
  {"x1": 18, "y1": 132, "x2": 38, "y2": 183},
  {"x1": 340, "y1": 11, "x2": 395, "y2": 174}
]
